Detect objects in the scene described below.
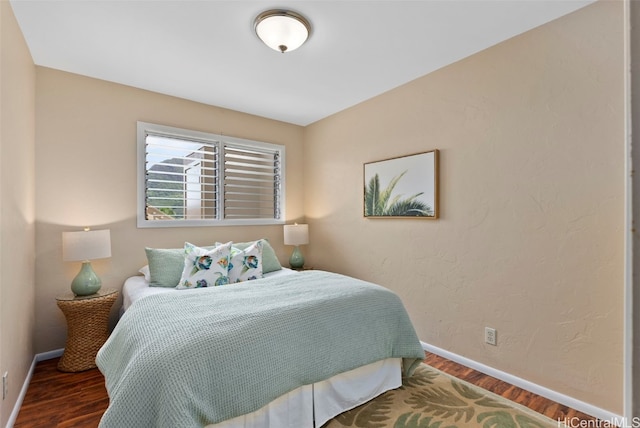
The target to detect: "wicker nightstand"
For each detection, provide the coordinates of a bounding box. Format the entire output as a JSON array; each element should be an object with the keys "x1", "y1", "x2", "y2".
[{"x1": 56, "y1": 288, "x2": 118, "y2": 372}]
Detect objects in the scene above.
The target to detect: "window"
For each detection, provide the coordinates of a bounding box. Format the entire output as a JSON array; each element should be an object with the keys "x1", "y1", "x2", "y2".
[{"x1": 137, "y1": 122, "x2": 285, "y2": 227}]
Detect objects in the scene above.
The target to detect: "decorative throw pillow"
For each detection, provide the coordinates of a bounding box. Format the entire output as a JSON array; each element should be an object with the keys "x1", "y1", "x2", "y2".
[
  {"x1": 228, "y1": 240, "x2": 263, "y2": 283},
  {"x1": 217, "y1": 239, "x2": 282, "y2": 274},
  {"x1": 176, "y1": 242, "x2": 232, "y2": 289},
  {"x1": 145, "y1": 245, "x2": 217, "y2": 288}
]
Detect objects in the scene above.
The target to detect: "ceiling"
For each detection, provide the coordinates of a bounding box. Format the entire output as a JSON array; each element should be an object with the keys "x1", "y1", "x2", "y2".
[{"x1": 10, "y1": 1, "x2": 594, "y2": 126}]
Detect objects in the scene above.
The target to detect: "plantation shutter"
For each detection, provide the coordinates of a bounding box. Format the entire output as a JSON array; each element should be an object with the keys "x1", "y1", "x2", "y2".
[
  {"x1": 138, "y1": 122, "x2": 285, "y2": 227},
  {"x1": 145, "y1": 134, "x2": 219, "y2": 220},
  {"x1": 223, "y1": 144, "x2": 282, "y2": 220}
]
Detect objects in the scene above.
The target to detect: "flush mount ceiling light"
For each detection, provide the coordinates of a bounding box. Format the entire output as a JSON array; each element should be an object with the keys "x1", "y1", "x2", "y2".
[{"x1": 254, "y1": 10, "x2": 311, "y2": 53}]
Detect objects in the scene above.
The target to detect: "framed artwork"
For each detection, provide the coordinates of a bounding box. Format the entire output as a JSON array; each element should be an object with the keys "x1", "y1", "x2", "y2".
[{"x1": 364, "y1": 149, "x2": 439, "y2": 219}]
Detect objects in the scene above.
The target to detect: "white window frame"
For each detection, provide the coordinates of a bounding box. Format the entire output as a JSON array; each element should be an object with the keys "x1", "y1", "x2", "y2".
[{"x1": 137, "y1": 122, "x2": 285, "y2": 228}]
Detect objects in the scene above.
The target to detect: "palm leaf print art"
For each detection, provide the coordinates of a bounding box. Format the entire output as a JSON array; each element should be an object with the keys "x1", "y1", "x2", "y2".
[{"x1": 364, "y1": 170, "x2": 433, "y2": 217}]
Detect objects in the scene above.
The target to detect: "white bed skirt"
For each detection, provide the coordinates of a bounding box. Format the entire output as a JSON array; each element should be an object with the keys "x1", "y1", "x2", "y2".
[{"x1": 207, "y1": 358, "x2": 401, "y2": 428}]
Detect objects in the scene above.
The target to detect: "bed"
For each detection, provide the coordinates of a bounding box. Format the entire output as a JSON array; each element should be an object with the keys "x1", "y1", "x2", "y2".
[{"x1": 97, "y1": 247, "x2": 425, "y2": 428}]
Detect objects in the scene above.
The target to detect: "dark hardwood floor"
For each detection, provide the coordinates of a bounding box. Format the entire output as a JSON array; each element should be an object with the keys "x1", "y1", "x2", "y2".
[
  {"x1": 14, "y1": 358, "x2": 108, "y2": 427},
  {"x1": 424, "y1": 353, "x2": 599, "y2": 426},
  {"x1": 13, "y1": 353, "x2": 600, "y2": 427}
]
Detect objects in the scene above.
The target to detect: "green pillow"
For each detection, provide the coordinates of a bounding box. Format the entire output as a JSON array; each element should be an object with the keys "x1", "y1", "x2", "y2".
[
  {"x1": 217, "y1": 239, "x2": 282, "y2": 274},
  {"x1": 145, "y1": 245, "x2": 217, "y2": 288}
]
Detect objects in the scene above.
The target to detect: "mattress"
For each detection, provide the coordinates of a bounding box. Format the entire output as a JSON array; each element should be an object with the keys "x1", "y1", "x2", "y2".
[
  {"x1": 122, "y1": 267, "x2": 298, "y2": 311},
  {"x1": 114, "y1": 270, "x2": 413, "y2": 427}
]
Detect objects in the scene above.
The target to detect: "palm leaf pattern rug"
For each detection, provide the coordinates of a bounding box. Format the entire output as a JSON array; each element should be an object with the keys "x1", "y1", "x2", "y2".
[{"x1": 323, "y1": 364, "x2": 562, "y2": 428}]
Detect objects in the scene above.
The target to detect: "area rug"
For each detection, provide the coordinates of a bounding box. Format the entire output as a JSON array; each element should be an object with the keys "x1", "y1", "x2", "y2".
[{"x1": 323, "y1": 363, "x2": 561, "y2": 428}]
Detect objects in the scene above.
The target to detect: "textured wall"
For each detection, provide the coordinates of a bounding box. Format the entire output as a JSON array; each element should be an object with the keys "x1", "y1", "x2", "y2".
[
  {"x1": 34, "y1": 68, "x2": 304, "y2": 353},
  {"x1": 304, "y1": 1, "x2": 624, "y2": 413},
  {"x1": 0, "y1": 2, "x2": 36, "y2": 426}
]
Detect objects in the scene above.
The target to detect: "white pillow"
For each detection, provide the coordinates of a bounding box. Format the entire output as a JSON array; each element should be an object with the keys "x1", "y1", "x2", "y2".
[
  {"x1": 228, "y1": 240, "x2": 263, "y2": 283},
  {"x1": 176, "y1": 242, "x2": 232, "y2": 289},
  {"x1": 139, "y1": 265, "x2": 150, "y2": 281}
]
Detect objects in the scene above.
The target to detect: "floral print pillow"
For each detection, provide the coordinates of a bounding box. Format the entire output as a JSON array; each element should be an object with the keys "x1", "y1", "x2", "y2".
[
  {"x1": 176, "y1": 242, "x2": 232, "y2": 289},
  {"x1": 228, "y1": 240, "x2": 263, "y2": 283}
]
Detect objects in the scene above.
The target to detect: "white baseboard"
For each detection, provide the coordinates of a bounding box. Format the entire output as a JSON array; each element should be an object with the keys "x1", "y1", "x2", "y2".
[
  {"x1": 5, "y1": 349, "x2": 63, "y2": 428},
  {"x1": 34, "y1": 349, "x2": 64, "y2": 362},
  {"x1": 422, "y1": 342, "x2": 625, "y2": 425}
]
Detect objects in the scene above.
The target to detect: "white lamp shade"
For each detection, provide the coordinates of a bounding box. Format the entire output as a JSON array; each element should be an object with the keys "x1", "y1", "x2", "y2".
[
  {"x1": 284, "y1": 224, "x2": 309, "y2": 246},
  {"x1": 255, "y1": 11, "x2": 310, "y2": 53},
  {"x1": 62, "y1": 229, "x2": 111, "y2": 261}
]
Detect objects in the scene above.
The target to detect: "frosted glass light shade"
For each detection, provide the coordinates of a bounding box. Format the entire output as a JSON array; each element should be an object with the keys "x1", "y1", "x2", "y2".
[
  {"x1": 284, "y1": 224, "x2": 309, "y2": 246},
  {"x1": 62, "y1": 229, "x2": 111, "y2": 261},
  {"x1": 255, "y1": 10, "x2": 310, "y2": 53}
]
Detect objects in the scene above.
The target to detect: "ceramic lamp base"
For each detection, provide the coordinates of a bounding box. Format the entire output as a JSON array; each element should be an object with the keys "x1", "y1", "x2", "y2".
[
  {"x1": 71, "y1": 261, "x2": 102, "y2": 296},
  {"x1": 289, "y1": 246, "x2": 305, "y2": 269}
]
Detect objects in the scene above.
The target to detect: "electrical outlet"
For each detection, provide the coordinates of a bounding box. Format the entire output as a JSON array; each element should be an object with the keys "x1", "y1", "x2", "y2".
[
  {"x1": 2, "y1": 372, "x2": 7, "y2": 400},
  {"x1": 485, "y1": 327, "x2": 497, "y2": 346}
]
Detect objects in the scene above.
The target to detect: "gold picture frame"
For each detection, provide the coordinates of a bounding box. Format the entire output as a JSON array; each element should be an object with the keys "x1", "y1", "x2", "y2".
[{"x1": 364, "y1": 149, "x2": 439, "y2": 219}]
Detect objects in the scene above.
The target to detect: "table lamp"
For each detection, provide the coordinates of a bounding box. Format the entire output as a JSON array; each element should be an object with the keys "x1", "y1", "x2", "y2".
[
  {"x1": 62, "y1": 228, "x2": 111, "y2": 296},
  {"x1": 284, "y1": 223, "x2": 309, "y2": 269}
]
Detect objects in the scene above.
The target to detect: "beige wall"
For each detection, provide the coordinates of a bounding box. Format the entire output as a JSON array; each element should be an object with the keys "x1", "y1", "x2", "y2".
[
  {"x1": 304, "y1": 1, "x2": 624, "y2": 414},
  {"x1": 7, "y1": 0, "x2": 629, "y2": 420},
  {"x1": 0, "y1": 1, "x2": 36, "y2": 426},
  {"x1": 34, "y1": 68, "x2": 304, "y2": 353}
]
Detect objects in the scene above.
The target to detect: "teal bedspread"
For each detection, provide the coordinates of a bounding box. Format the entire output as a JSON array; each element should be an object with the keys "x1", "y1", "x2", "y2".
[{"x1": 96, "y1": 270, "x2": 424, "y2": 427}]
